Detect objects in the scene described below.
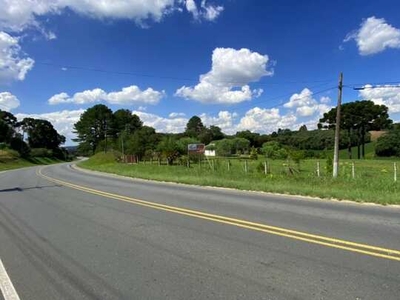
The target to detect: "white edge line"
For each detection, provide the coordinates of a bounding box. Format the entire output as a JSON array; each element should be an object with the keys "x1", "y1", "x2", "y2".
[{"x1": 0, "y1": 259, "x2": 20, "y2": 300}]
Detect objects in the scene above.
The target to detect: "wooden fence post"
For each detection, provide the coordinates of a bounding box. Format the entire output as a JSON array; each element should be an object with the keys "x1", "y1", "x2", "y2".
[
  {"x1": 394, "y1": 162, "x2": 397, "y2": 182},
  {"x1": 352, "y1": 162, "x2": 355, "y2": 179},
  {"x1": 317, "y1": 161, "x2": 320, "y2": 177}
]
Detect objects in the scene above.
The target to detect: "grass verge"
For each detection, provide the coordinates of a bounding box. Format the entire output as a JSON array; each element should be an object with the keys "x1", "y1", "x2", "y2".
[
  {"x1": 79, "y1": 152, "x2": 400, "y2": 205},
  {"x1": 0, "y1": 151, "x2": 64, "y2": 171}
]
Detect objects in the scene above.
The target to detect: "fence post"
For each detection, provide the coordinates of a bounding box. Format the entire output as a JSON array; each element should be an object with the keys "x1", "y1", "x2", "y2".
[
  {"x1": 352, "y1": 162, "x2": 355, "y2": 179},
  {"x1": 227, "y1": 160, "x2": 230, "y2": 172},
  {"x1": 394, "y1": 162, "x2": 397, "y2": 182},
  {"x1": 244, "y1": 160, "x2": 248, "y2": 173},
  {"x1": 264, "y1": 161, "x2": 267, "y2": 175},
  {"x1": 317, "y1": 161, "x2": 320, "y2": 177}
]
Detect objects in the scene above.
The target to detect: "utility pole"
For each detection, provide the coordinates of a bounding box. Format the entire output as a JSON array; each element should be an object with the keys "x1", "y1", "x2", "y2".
[
  {"x1": 104, "y1": 119, "x2": 108, "y2": 153},
  {"x1": 333, "y1": 72, "x2": 343, "y2": 178}
]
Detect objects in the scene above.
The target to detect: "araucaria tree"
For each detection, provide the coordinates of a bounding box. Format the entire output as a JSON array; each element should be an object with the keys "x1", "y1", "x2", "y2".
[{"x1": 319, "y1": 100, "x2": 392, "y2": 159}]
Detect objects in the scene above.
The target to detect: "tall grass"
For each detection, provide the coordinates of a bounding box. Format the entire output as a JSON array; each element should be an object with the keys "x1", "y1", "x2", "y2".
[{"x1": 80, "y1": 153, "x2": 400, "y2": 205}]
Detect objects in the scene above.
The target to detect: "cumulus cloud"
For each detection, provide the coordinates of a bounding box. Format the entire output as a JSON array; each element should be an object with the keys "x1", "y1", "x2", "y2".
[
  {"x1": 199, "y1": 111, "x2": 238, "y2": 134},
  {"x1": 344, "y1": 16, "x2": 400, "y2": 55},
  {"x1": 15, "y1": 109, "x2": 85, "y2": 144},
  {"x1": 185, "y1": 0, "x2": 223, "y2": 21},
  {"x1": 175, "y1": 47, "x2": 273, "y2": 104},
  {"x1": 359, "y1": 84, "x2": 400, "y2": 113},
  {"x1": 0, "y1": 92, "x2": 20, "y2": 111},
  {"x1": 48, "y1": 85, "x2": 165, "y2": 105},
  {"x1": 0, "y1": 0, "x2": 224, "y2": 32},
  {"x1": 169, "y1": 112, "x2": 186, "y2": 118},
  {"x1": 0, "y1": 31, "x2": 34, "y2": 83},
  {"x1": 132, "y1": 110, "x2": 188, "y2": 133},
  {"x1": 237, "y1": 107, "x2": 297, "y2": 133},
  {"x1": 284, "y1": 88, "x2": 332, "y2": 117}
]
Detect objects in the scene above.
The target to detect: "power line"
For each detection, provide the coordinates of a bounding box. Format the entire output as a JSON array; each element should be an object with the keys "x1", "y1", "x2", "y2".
[
  {"x1": 202, "y1": 82, "x2": 337, "y2": 117},
  {"x1": 37, "y1": 61, "x2": 335, "y2": 86}
]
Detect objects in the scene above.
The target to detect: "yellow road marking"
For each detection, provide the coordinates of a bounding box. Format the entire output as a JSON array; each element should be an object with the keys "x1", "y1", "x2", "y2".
[{"x1": 37, "y1": 167, "x2": 400, "y2": 262}]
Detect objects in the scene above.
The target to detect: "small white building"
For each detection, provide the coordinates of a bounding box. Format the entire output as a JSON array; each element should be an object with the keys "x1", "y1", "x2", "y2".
[
  {"x1": 205, "y1": 149, "x2": 216, "y2": 157},
  {"x1": 205, "y1": 143, "x2": 216, "y2": 157}
]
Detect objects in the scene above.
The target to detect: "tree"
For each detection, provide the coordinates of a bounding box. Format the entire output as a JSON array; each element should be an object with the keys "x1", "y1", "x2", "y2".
[
  {"x1": 261, "y1": 141, "x2": 288, "y2": 159},
  {"x1": 157, "y1": 136, "x2": 180, "y2": 165},
  {"x1": 214, "y1": 138, "x2": 250, "y2": 156},
  {"x1": 113, "y1": 109, "x2": 143, "y2": 135},
  {"x1": 0, "y1": 110, "x2": 17, "y2": 143},
  {"x1": 198, "y1": 125, "x2": 224, "y2": 145},
  {"x1": 235, "y1": 130, "x2": 261, "y2": 147},
  {"x1": 125, "y1": 126, "x2": 158, "y2": 159},
  {"x1": 74, "y1": 104, "x2": 114, "y2": 154},
  {"x1": 299, "y1": 125, "x2": 308, "y2": 132},
  {"x1": 375, "y1": 129, "x2": 400, "y2": 157},
  {"x1": 319, "y1": 100, "x2": 392, "y2": 159},
  {"x1": 185, "y1": 116, "x2": 205, "y2": 138},
  {"x1": 20, "y1": 118, "x2": 65, "y2": 149}
]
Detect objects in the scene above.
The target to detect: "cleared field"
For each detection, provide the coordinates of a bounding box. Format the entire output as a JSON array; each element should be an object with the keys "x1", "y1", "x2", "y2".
[{"x1": 80, "y1": 152, "x2": 400, "y2": 205}]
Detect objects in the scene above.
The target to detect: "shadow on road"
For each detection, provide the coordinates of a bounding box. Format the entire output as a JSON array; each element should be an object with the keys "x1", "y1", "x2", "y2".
[{"x1": 0, "y1": 185, "x2": 62, "y2": 193}]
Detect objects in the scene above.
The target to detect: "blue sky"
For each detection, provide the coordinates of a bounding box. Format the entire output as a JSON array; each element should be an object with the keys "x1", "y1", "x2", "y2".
[{"x1": 1, "y1": 0, "x2": 400, "y2": 145}]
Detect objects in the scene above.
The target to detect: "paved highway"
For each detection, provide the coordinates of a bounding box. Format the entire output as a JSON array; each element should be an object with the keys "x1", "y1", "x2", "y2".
[{"x1": 0, "y1": 163, "x2": 399, "y2": 299}]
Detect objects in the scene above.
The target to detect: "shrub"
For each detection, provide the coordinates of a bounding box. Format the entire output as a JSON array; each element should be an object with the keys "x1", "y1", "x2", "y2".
[{"x1": 30, "y1": 148, "x2": 53, "y2": 157}]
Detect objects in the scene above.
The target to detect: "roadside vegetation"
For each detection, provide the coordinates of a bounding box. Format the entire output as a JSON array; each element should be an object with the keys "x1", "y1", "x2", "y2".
[
  {"x1": 80, "y1": 152, "x2": 399, "y2": 205},
  {"x1": 73, "y1": 101, "x2": 400, "y2": 205},
  {"x1": 0, "y1": 149, "x2": 64, "y2": 171},
  {"x1": 0, "y1": 109, "x2": 72, "y2": 171}
]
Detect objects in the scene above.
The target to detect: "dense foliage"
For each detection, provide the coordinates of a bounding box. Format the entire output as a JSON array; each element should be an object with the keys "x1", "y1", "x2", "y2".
[
  {"x1": 0, "y1": 109, "x2": 66, "y2": 159},
  {"x1": 73, "y1": 102, "x2": 397, "y2": 161}
]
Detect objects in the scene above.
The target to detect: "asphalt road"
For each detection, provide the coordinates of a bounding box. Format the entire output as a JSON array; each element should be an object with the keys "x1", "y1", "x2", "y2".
[{"x1": 0, "y1": 163, "x2": 399, "y2": 300}]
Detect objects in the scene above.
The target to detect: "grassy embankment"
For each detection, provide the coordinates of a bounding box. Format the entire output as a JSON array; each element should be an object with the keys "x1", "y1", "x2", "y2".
[
  {"x1": 80, "y1": 151, "x2": 400, "y2": 205},
  {"x1": 0, "y1": 149, "x2": 64, "y2": 171}
]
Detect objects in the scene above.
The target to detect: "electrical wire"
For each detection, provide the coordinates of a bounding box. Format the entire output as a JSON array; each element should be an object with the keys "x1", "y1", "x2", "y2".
[{"x1": 37, "y1": 61, "x2": 335, "y2": 86}]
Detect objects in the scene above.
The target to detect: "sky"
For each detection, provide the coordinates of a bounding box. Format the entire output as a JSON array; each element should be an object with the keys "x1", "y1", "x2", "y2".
[{"x1": 1, "y1": 0, "x2": 400, "y2": 145}]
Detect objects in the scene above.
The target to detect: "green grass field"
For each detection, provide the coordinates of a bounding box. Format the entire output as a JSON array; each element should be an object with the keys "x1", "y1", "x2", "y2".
[
  {"x1": 80, "y1": 152, "x2": 400, "y2": 205},
  {"x1": 0, "y1": 150, "x2": 64, "y2": 171}
]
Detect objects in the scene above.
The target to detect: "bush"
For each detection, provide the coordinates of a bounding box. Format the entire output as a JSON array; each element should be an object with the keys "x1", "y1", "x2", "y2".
[
  {"x1": 9, "y1": 138, "x2": 30, "y2": 157},
  {"x1": 375, "y1": 130, "x2": 400, "y2": 157},
  {"x1": 30, "y1": 148, "x2": 53, "y2": 158},
  {"x1": 249, "y1": 147, "x2": 258, "y2": 160}
]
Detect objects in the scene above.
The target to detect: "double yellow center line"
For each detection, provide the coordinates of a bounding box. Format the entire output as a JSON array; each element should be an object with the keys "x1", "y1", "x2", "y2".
[{"x1": 37, "y1": 167, "x2": 400, "y2": 262}]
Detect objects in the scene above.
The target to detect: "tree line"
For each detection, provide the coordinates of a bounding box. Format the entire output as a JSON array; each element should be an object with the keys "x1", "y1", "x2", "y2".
[
  {"x1": 73, "y1": 100, "x2": 399, "y2": 162},
  {"x1": 0, "y1": 110, "x2": 66, "y2": 159}
]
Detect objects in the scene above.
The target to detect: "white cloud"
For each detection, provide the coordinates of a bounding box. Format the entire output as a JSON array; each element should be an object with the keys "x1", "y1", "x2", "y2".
[
  {"x1": 169, "y1": 112, "x2": 186, "y2": 118},
  {"x1": 185, "y1": 0, "x2": 223, "y2": 21},
  {"x1": 344, "y1": 16, "x2": 400, "y2": 55},
  {"x1": 320, "y1": 96, "x2": 331, "y2": 104},
  {"x1": 237, "y1": 107, "x2": 297, "y2": 133},
  {"x1": 15, "y1": 109, "x2": 85, "y2": 144},
  {"x1": 0, "y1": 92, "x2": 20, "y2": 111},
  {"x1": 175, "y1": 47, "x2": 273, "y2": 104},
  {"x1": 199, "y1": 111, "x2": 238, "y2": 134},
  {"x1": 283, "y1": 88, "x2": 332, "y2": 117},
  {"x1": 132, "y1": 110, "x2": 188, "y2": 133},
  {"x1": 359, "y1": 84, "x2": 400, "y2": 113},
  {"x1": 48, "y1": 85, "x2": 165, "y2": 105},
  {"x1": 107, "y1": 86, "x2": 164, "y2": 105},
  {"x1": 0, "y1": 0, "x2": 224, "y2": 32},
  {"x1": 0, "y1": 31, "x2": 34, "y2": 83}
]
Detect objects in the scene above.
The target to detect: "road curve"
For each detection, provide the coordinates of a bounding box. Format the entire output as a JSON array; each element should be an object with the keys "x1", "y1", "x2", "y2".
[{"x1": 0, "y1": 163, "x2": 399, "y2": 299}]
